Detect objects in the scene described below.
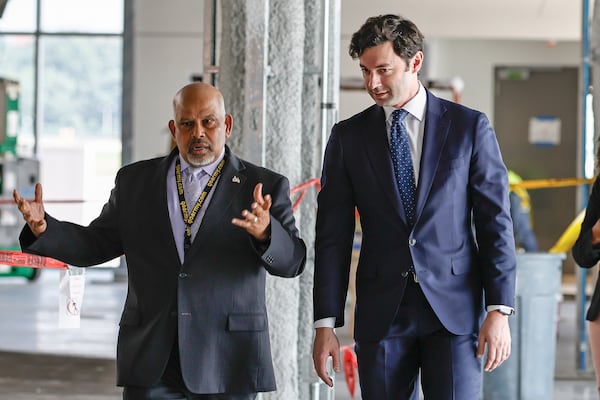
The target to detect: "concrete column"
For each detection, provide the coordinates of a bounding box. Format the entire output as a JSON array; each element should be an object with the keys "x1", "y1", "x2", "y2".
[
  {"x1": 219, "y1": 1, "x2": 307, "y2": 399},
  {"x1": 262, "y1": 2, "x2": 305, "y2": 399}
]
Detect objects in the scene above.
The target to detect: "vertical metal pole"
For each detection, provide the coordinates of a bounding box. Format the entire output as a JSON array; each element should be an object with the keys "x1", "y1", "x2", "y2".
[
  {"x1": 320, "y1": 0, "x2": 340, "y2": 162},
  {"x1": 316, "y1": 5, "x2": 340, "y2": 397},
  {"x1": 577, "y1": 0, "x2": 592, "y2": 373},
  {"x1": 121, "y1": 0, "x2": 134, "y2": 166},
  {"x1": 203, "y1": 0, "x2": 219, "y2": 86},
  {"x1": 319, "y1": 0, "x2": 330, "y2": 161}
]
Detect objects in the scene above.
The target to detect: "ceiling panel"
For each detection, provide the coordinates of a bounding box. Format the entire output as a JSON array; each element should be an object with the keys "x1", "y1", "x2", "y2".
[{"x1": 341, "y1": 0, "x2": 585, "y2": 42}]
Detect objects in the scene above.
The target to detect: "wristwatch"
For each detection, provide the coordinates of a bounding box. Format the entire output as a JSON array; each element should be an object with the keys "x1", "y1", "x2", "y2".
[{"x1": 495, "y1": 306, "x2": 514, "y2": 316}]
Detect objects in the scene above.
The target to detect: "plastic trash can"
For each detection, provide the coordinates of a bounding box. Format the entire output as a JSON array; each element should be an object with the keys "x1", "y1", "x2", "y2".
[{"x1": 482, "y1": 252, "x2": 565, "y2": 400}]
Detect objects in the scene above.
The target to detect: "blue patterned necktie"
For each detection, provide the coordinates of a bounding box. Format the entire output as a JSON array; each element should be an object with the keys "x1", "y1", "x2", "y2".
[{"x1": 390, "y1": 109, "x2": 417, "y2": 226}]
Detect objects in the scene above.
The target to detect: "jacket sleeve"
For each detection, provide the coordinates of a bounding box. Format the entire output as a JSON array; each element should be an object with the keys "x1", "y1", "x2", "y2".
[
  {"x1": 19, "y1": 175, "x2": 123, "y2": 267},
  {"x1": 258, "y1": 174, "x2": 306, "y2": 278}
]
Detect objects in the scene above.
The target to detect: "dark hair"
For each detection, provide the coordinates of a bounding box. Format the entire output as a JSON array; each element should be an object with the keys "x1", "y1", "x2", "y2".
[{"x1": 349, "y1": 14, "x2": 424, "y2": 64}]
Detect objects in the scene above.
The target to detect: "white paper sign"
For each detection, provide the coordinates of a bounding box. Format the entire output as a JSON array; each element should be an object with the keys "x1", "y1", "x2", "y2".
[
  {"x1": 58, "y1": 266, "x2": 86, "y2": 329},
  {"x1": 529, "y1": 115, "x2": 561, "y2": 146}
]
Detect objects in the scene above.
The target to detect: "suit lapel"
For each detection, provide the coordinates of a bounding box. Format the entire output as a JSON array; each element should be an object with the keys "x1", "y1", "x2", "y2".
[
  {"x1": 156, "y1": 149, "x2": 183, "y2": 266},
  {"x1": 187, "y1": 147, "x2": 246, "y2": 255},
  {"x1": 415, "y1": 92, "x2": 450, "y2": 222}
]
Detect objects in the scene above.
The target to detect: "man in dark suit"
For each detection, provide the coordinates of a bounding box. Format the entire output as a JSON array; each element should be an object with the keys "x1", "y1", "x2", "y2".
[
  {"x1": 312, "y1": 15, "x2": 516, "y2": 399},
  {"x1": 14, "y1": 82, "x2": 306, "y2": 400}
]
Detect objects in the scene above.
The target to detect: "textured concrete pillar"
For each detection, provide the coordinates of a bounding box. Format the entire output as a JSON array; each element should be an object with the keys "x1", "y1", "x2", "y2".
[
  {"x1": 219, "y1": 1, "x2": 308, "y2": 399},
  {"x1": 261, "y1": 2, "x2": 305, "y2": 399}
]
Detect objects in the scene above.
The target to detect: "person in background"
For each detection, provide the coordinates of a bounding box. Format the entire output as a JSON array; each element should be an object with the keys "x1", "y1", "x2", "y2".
[
  {"x1": 572, "y1": 145, "x2": 600, "y2": 396},
  {"x1": 508, "y1": 169, "x2": 539, "y2": 252},
  {"x1": 312, "y1": 14, "x2": 517, "y2": 399},
  {"x1": 14, "y1": 82, "x2": 306, "y2": 400}
]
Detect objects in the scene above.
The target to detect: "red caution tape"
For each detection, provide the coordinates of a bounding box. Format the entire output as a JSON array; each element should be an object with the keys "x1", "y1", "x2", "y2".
[
  {"x1": 341, "y1": 344, "x2": 358, "y2": 398},
  {"x1": 0, "y1": 250, "x2": 67, "y2": 269}
]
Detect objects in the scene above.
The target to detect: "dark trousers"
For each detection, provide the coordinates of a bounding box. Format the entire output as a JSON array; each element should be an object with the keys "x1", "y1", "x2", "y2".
[
  {"x1": 355, "y1": 279, "x2": 482, "y2": 400},
  {"x1": 123, "y1": 339, "x2": 256, "y2": 400}
]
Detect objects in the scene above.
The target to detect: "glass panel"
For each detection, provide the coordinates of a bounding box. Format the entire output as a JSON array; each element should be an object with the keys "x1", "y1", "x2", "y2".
[
  {"x1": 38, "y1": 35, "x2": 122, "y2": 140},
  {"x1": 0, "y1": 34, "x2": 35, "y2": 155},
  {"x1": 0, "y1": 0, "x2": 37, "y2": 33},
  {"x1": 41, "y1": 0, "x2": 123, "y2": 34},
  {"x1": 37, "y1": 35, "x2": 122, "y2": 227}
]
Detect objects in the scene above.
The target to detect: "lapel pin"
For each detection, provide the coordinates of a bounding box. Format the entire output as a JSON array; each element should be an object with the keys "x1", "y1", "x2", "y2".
[{"x1": 232, "y1": 176, "x2": 241, "y2": 183}]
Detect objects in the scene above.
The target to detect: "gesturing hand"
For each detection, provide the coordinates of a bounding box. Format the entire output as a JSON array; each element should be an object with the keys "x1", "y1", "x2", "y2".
[
  {"x1": 13, "y1": 183, "x2": 47, "y2": 237},
  {"x1": 231, "y1": 183, "x2": 271, "y2": 242}
]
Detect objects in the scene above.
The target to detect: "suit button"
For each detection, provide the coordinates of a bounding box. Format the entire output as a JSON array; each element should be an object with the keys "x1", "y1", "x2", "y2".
[
  {"x1": 409, "y1": 239, "x2": 416, "y2": 246},
  {"x1": 178, "y1": 272, "x2": 188, "y2": 278},
  {"x1": 401, "y1": 271, "x2": 409, "y2": 278}
]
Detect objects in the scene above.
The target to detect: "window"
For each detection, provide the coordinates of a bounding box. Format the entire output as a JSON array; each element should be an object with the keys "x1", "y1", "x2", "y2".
[{"x1": 0, "y1": 0, "x2": 124, "y2": 241}]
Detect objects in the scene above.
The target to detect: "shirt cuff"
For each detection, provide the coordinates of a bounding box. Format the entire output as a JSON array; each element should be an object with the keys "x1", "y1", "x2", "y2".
[{"x1": 314, "y1": 317, "x2": 336, "y2": 329}]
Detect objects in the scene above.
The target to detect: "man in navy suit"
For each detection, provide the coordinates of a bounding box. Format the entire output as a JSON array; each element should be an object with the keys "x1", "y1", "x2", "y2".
[
  {"x1": 312, "y1": 15, "x2": 516, "y2": 399},
  {"x1": 14, "y1": 82, "x2": 306, "y2": 400}
]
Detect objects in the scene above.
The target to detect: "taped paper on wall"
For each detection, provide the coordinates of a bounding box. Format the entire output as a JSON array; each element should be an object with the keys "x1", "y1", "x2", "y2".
[{"x1": 529, "y1": 115, "x2": 561, "y2": 146}]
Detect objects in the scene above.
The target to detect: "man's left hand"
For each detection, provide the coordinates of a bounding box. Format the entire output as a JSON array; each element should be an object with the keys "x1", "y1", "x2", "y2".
[
  {"x1": 477, "y1": 310, "x2": 511, "y2": 372},
  {"x1": 231, "y1": 183, "x2": 271, "y2": 242}
]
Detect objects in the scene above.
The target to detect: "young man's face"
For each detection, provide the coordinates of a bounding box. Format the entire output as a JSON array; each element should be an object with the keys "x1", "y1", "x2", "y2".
[{"x1": 359, "y1": 41, "x2": 423, "y2": 108}]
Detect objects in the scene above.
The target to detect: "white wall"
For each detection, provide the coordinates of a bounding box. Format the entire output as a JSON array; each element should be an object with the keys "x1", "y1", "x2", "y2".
[
  {"x1": 338, "y1": 38, "x2": 582, "y2": 123},
  {"x1": 131, "y1": 0, "x2": 204, "y2": 161}
]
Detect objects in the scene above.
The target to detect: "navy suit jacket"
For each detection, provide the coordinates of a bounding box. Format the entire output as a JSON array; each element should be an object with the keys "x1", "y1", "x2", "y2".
[
  {"x1": 20, "y1": 146, "x2": 306, "y2": 394},
  {"x1": 314, "y1": 90, "x2": 516, "y2": 342}
]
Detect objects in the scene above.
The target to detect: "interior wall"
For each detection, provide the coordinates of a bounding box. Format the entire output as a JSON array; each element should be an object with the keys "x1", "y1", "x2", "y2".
[
  {"x1": 131, "y1": 0, "x2": 204, "y2": 162},
  {"x1": 338, "y1": 38, "x2": 581, "y2": 121},
  {"x1": 129, "y1": 2, "x2": 582, "y2": 164}
]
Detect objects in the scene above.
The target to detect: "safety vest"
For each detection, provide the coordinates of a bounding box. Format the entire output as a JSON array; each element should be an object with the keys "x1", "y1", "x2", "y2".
[{"x1": 508, "y1": 170, "x2": 531, "y2": 212}]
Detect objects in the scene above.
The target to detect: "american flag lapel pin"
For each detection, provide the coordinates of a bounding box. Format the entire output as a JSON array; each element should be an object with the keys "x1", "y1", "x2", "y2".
[{"x1": 232, "y1": 176, "x2": 241, "y2": 184}]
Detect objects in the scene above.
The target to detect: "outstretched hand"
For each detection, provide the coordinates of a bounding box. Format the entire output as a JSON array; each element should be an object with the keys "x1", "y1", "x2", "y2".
[
  {"x1": 231, "y1": 183, "x2": 271, "y2": 242},
  {"x1": 13, "y1": 183, "x2": 47, "y2": 237}
]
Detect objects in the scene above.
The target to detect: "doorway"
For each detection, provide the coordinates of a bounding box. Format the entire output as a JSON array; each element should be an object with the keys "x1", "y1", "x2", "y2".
[{"x1": 493, "y1": 66, "x2": 579, "y2": 272}]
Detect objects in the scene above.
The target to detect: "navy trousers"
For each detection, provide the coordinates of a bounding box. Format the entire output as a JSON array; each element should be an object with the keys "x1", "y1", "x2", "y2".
[{"x1": 355, "y1": 279, "x2": 482, "y2": 400}]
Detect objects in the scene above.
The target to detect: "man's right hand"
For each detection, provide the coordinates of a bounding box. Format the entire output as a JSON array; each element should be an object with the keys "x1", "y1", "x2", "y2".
[
  {"x1": 13, "y1": 183, "x2": 47, "y2": 237},
  {"x1": 312, "y1": 327, "x2": 341, "y2": 387}
]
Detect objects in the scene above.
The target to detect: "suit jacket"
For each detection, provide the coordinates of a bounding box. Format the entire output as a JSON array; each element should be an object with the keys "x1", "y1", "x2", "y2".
[
  {"x1": 572, "y1": 177, "x2": 600, "y2": 321},
  {"x1": 314, "y1": 90, "x2": 516, "y2": 342},
  {"x1": 19, "y1": 146, "x2": 306, "y2": 394}
]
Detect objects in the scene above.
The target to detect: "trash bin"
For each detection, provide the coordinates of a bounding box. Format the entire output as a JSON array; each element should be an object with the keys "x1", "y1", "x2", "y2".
[{"x1": 482, "y1": 252, "x2": 564, "y2": 400}]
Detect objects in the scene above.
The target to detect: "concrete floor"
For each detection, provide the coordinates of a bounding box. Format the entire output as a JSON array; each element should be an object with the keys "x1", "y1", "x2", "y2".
[{"x1": 0, "y1": 268, "x2": 598, "y2": 400}]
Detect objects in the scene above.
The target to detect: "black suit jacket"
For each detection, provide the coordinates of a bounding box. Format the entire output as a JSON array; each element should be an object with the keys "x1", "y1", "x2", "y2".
[{"x1": 19, "y1": 146, "x2": 307, "y2": 394}]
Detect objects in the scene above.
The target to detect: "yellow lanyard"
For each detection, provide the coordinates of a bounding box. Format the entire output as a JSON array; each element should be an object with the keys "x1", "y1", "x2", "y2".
[{"x1": 175, "y1": 156, "x2": 226, "y2": 251}]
